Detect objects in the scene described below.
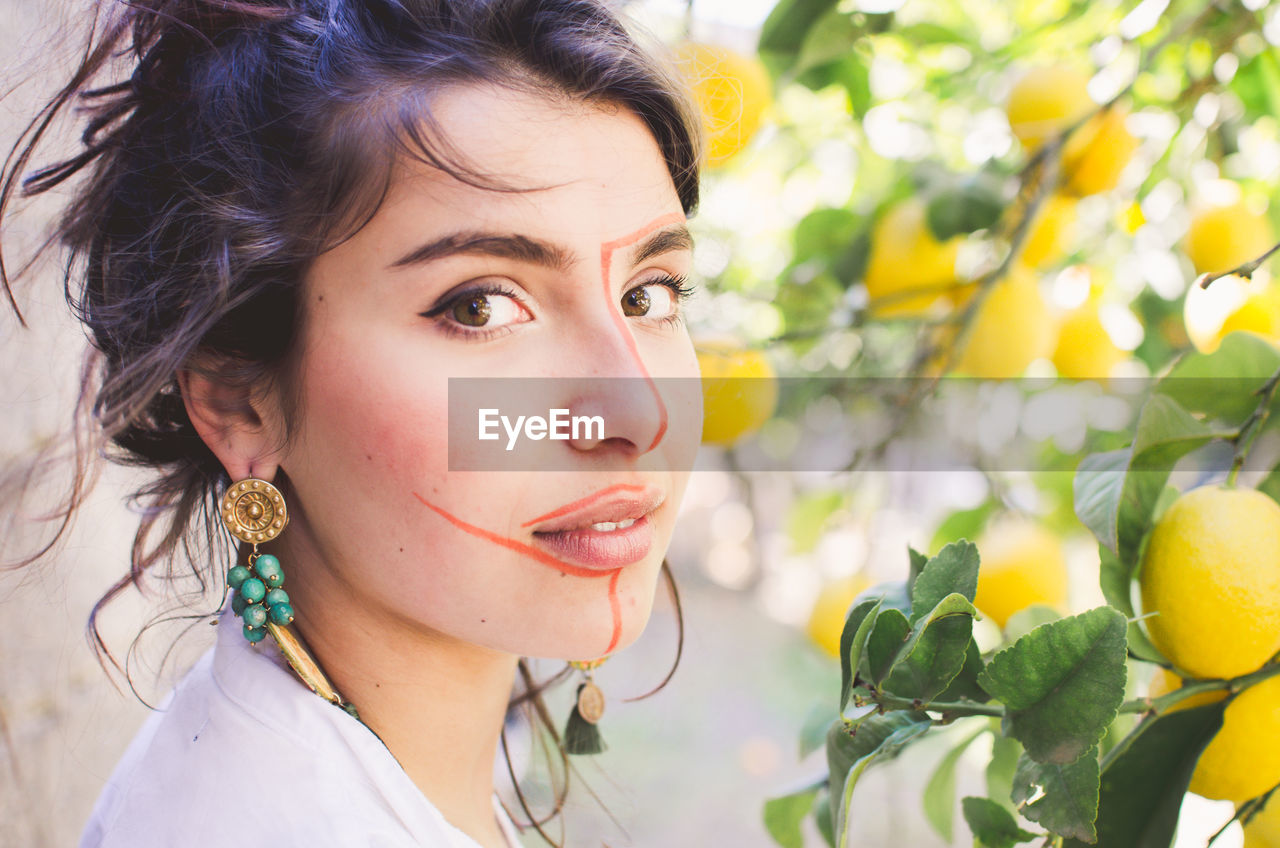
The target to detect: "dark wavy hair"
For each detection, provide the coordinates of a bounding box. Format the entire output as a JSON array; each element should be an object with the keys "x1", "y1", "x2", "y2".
[{"x1": 0, "y1": 0, "x2": 702, "y2": 843}]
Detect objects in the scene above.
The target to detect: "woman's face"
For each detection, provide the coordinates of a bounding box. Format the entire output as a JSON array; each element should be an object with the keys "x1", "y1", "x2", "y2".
[{"x1": 273, "y1": 83, "x2": 700, "y2": 661}]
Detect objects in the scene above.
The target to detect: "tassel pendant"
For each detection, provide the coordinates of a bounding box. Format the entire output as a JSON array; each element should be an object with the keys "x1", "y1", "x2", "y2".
[{"x1": 564, "y1": 680, "x2": 607, "y2": 755}]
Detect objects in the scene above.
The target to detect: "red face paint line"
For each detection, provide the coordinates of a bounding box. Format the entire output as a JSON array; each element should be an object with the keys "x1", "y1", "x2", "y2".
[
  {"x1": 598, "y1": 211, "x2": 686, "y2": 453},
  {"x1": 413, "y1": 491, "x2": 629, "y2": 655},
  {"x1": 520, "y1": 482, "x2": 650, "y2": 528}
]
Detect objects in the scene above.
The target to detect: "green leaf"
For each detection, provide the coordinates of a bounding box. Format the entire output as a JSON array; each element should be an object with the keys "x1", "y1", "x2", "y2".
[
  {"x1": 930, "y1": 501, "x2": 997, "y2": 555},
  {"x1": 1257, "y1": 464, "x2": 1280, "y2": 507},
  {"x1": 1012, "y1": 748, "x2": 1100, "y2": 842},
  {"x1": 1073, "y1": 448, "x2": 1129, "y2": 557},
  {"x1": 926, "y1": 175, "x2": 1006, "y2": 240},
  {"x1": 987, "y1": 733, "x2": 1022, "y2": 809},
  {"x1": 865, "y1": 607, "x2": 911, "y2": 685},
  {"x1": 792, "y1": 207, "x2": 861, "y2": 263},
  {"x1": 884, "y1": 593, "x2": 978, "y2": 702},
  {"x1": 1003, "y1": 606, "x2": 1061, "y2": 643},
  {"x1": 936, "y1": 639, "x2": 990, "y2": 704},
  {"x1": 1157, "y1": 332, "x2": 1280, "y2": 424},
  {"x1": 924, "y1": 728, "x2": 987, "y2": 842},
  {"x1": 759, "y1": 0, "x2": 841, "y2": 58},
  {"x1": 795, "y1": 9, "x2": 863, "y2": 75},
  {"x1": 977, "y1": 607, "x2": 1127, "y2": 765},
  {"x1": 828, "y1": 713, "x2": 932, "y2": 843},
  {"x1": 961, "y1": 797, "x2": 1038, "y2": 848},
  {"x1": 908, "y1": 546, "x2": 929, "y2": 588},
  {"x1": 911, "y1": 541, "x2": 980, "y2": 623},
  {"x1": 1096, "y1": 544, "x2": 1164, "y2": 665},
  {"x1": 839, "y1": 599, "x2": 881, "y2": 712},
  {"x1": 786, "y1": 489, "x2": 849, "y2": 554},
  {"x1": 800, "y1": 701, "x2": 834, "y2": 759},
  {"x1": 814, "y1": 788, "x2": 835, "y2": 847},
  {"x1": 764, "y1": 786, "x2": 819, "y2": 848},
  {"x1": 1074, "y1": 394, "x2": 1229, "y2": 588},
  {"x1": 1066, "y1": 701, "x2": 1228, "y2": 848}
]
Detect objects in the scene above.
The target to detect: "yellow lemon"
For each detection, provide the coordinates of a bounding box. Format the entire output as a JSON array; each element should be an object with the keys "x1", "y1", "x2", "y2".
[
  {"x1": 1139, "y1": 486, "x2": 1280, "y2": 680},
  {"x1": 806, "y1": 573, "x2": 872, "y2": 658},
  {"x1": 1245, "y1": 792, "x2": 1280, "y2": 848},
  {"x1": 1006, "y1": 64, "x2": 1095, "y2": 151},
  {"x1": 1147, "y1": 668, "x2": 1228, "y2": 714},
  {"x1": 952, "y1": 266, "x2": 1057, "y2": 379},
  {"x1": 675, "y1": 42, "x2": 772, "y2": 166},
  {"x1": 1060, "y1": 106, "x2": 1139, "y2": 196},
  {"x1": 973, "y1": 518, "x2": 1069, "y2": 629},
  {"x1": 1183, "y1": 274, "x2": 1279, "y2": 353},
  {"x1": 1021, "y1": 194, "x2": 1078, "y2": 269},
  {"x1": 863, "y1": 198, "x2": 962, "y2": 318},
  {"x1": 1052, "y1": 301, "x2": 1125, "y2": 379},
  {"x1": 1189, "y1": 675, "x2": 1280, "y2": 803},
  {"x1": 1185, "y1": 199, "x2": 1276, "y2": 276},
  {"x1": 696, "y1": 343, "x2": 778, "y2": 446}
]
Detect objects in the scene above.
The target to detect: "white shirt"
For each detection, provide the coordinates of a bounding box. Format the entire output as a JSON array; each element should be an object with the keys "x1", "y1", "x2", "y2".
[{"x1": 80, "y1": 604, "x2": 526, "y2": 848}]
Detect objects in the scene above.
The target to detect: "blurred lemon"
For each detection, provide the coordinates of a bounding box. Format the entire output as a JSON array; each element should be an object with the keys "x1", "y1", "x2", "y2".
[
  {"x1": 1006, "y1": 64, "x2": 1094, "y2": 151},
  {"x1": 1021, "y1": 194, "x2": 1078, "y2": 269},
  {"x1": 1245, "y1": 793, "x2": 1280, "y2": 848},
  {"x1": 863, "y1": 197, "x2": 962, "y2": 318},
  {"x1": 1139, "y1": 486, "x2": 1280, "y2": 680},
  {"x1": 1185, "y1": 199, "x2": 1276, "y2": 276},
  {"x1": 953, "y1": 265, "x2": 1057, "y2": 379},
  {"x1": 1183, "y1": 274, "x2": 1280, "y2": 353},
  {"x1": 1146, "y1": 668, "x2": 1227, "y2": 714},
  {"x1": 1118, "y1": 201, "x2": 1145, "y2": 235},
  {"x1": 675, "y1": 42, "x2": 772, "y2": 166},
  {"x1": 1052, "y1": 299, "x2": 1126, "y2": 378},
  {"x1": 1061, "y1": 106, "x2": 1139, "y2": 196},
  {"x1": 1189, "y1": 675, "x2": 1280, "y2": 803},
  {"x1": 696, "y1": 343, "x2": 778, "y2": 446},
  {"x1": 973, "y1": 517, "x2": 1069, "y2": 629},
  {"x1": 806, "y1": 573, "x2": 872, "y2": 658}
]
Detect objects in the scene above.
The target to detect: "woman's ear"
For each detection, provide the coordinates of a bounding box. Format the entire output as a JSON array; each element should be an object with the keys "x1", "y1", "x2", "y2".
[{"x1": 177, "y1": 366, "x2": 286, "y2": 482}]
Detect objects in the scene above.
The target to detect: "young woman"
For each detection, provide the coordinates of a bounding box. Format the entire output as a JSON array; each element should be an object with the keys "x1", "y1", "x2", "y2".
[{"x1": 1, "y1": 1, "x2": 704, "y2": 845}]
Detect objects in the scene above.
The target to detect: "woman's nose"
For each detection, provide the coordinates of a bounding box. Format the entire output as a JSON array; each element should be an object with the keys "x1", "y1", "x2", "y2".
[{"x1": 559, "y1": 320, "x2": 668, "y2": 457}]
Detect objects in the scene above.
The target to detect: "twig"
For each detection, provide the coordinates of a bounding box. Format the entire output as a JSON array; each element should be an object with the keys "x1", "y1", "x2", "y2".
[
  {"x1": 1226, "y1": 364, "x2": 1280, "y2": 486},
  {"x1": 1198, "y1": 240, "x2": 1280, "y2": 290}
]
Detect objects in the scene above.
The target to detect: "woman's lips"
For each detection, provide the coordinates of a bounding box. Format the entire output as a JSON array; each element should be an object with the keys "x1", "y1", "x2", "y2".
[
  {"x1": 526, "y1": 484, "x2": 664, "y2": 569},
  {"x1": 531, "y1": 514, "x2": 654, "y2": 569}
]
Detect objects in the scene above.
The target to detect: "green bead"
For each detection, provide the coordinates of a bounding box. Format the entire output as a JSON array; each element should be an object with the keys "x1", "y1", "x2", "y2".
[
  {"x1": 227, "y1": 565, "x2": 252, "y2": 590},
  {"x1": 253, "y1": 554, "x2": 285, "y2": 588},
  {"x1": 243, "y1": 624, "x2": 267, "y2": 643},
  {"x1": 264, "y1": 588, "x2": 290, "y2": 608},
  {"x1": 243, "y1": 604, "x2": 268, "y2": 628},
  {"x1": 239, "y1": 577, "x2": 266, "y2": 604},
  {"x1": 231, "y1": 593, "x2": 248, "y2": 616},
  {"x1": 268, "y1": 603, "x2": 295, "y2": 626}
]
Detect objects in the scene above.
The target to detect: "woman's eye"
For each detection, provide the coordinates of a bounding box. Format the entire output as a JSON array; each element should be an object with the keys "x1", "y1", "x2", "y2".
[
  {"x1": 622, "y1": 276, "x2": 687, "y2": 319},
  {"x1": 433, "y1": 287, "x2": 530, "y2": 331}
]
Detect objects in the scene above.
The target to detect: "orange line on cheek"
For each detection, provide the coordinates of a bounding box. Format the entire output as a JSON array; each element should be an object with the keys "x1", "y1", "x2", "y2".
[
  {"x1": 412, "y1": 492, "x2": 610, "y2": 579},
  {"x1": 605, "y1": 569, "x2": 622, "y2": 654},
  {"x1": 599, "y1": 211, "x2": 686, "y2": 453}
]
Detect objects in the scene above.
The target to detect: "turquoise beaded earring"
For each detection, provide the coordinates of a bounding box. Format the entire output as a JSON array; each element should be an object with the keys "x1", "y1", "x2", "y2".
[
  {"x1": 220, "y1": 477, "x2": 294, "y2": 642},
  {"x1": 220, "y1": 477, "x2": 359, "y2": 718}
]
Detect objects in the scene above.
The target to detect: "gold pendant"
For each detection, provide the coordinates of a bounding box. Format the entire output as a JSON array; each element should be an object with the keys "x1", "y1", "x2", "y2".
[
  {"x1": 576, "y1": 680, "x2": 606, "y2": 724},
  {"x1": 220, "y1": 478, "x2": 289, "y2": 544}
]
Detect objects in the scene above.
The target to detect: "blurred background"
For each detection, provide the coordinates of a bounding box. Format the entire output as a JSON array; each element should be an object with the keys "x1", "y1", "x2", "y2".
[{"x1": 4, "y1": 0, "x2": 1279, "y2": 845}]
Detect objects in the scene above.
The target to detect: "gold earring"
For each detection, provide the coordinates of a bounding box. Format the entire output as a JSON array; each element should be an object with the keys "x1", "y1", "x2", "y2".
[
  {"x1": 564, "y1": 658, "x2": 608, "y2": 755},
  {"x1": 219, "y1": 476, "x2": 359, "y2": 719}
]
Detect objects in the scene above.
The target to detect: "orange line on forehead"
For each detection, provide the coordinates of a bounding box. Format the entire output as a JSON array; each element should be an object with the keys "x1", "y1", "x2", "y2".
[
  {"x1": 413, "y1": 492, "x2": 615, "y2": 580},
  {"x1": 598, "y1": 212, "x2": 685, "y2": 453}
]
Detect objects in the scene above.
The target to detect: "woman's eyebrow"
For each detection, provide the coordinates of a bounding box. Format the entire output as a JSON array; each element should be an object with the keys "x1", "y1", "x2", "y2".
[
  {"x1": 388, "y1": 231, "x2": 576, "y2": 271},
  {"x1": 630, "y1": 224, "x2": 694, "y2": 265}
]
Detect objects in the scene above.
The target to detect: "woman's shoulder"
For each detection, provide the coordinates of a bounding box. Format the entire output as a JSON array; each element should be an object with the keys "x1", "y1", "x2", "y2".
[{"x1": 79, "y1": 611, "x2": 475, "y2": 848}]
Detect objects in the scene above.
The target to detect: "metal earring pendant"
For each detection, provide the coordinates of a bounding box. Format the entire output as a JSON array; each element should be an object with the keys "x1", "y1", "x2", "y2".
[
  {"x1": 563, "y1": 658, "x2": 608, "y2": 755},
  {"x1": 219, "y1": 477, "x2": 359, "y2": 719}
]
